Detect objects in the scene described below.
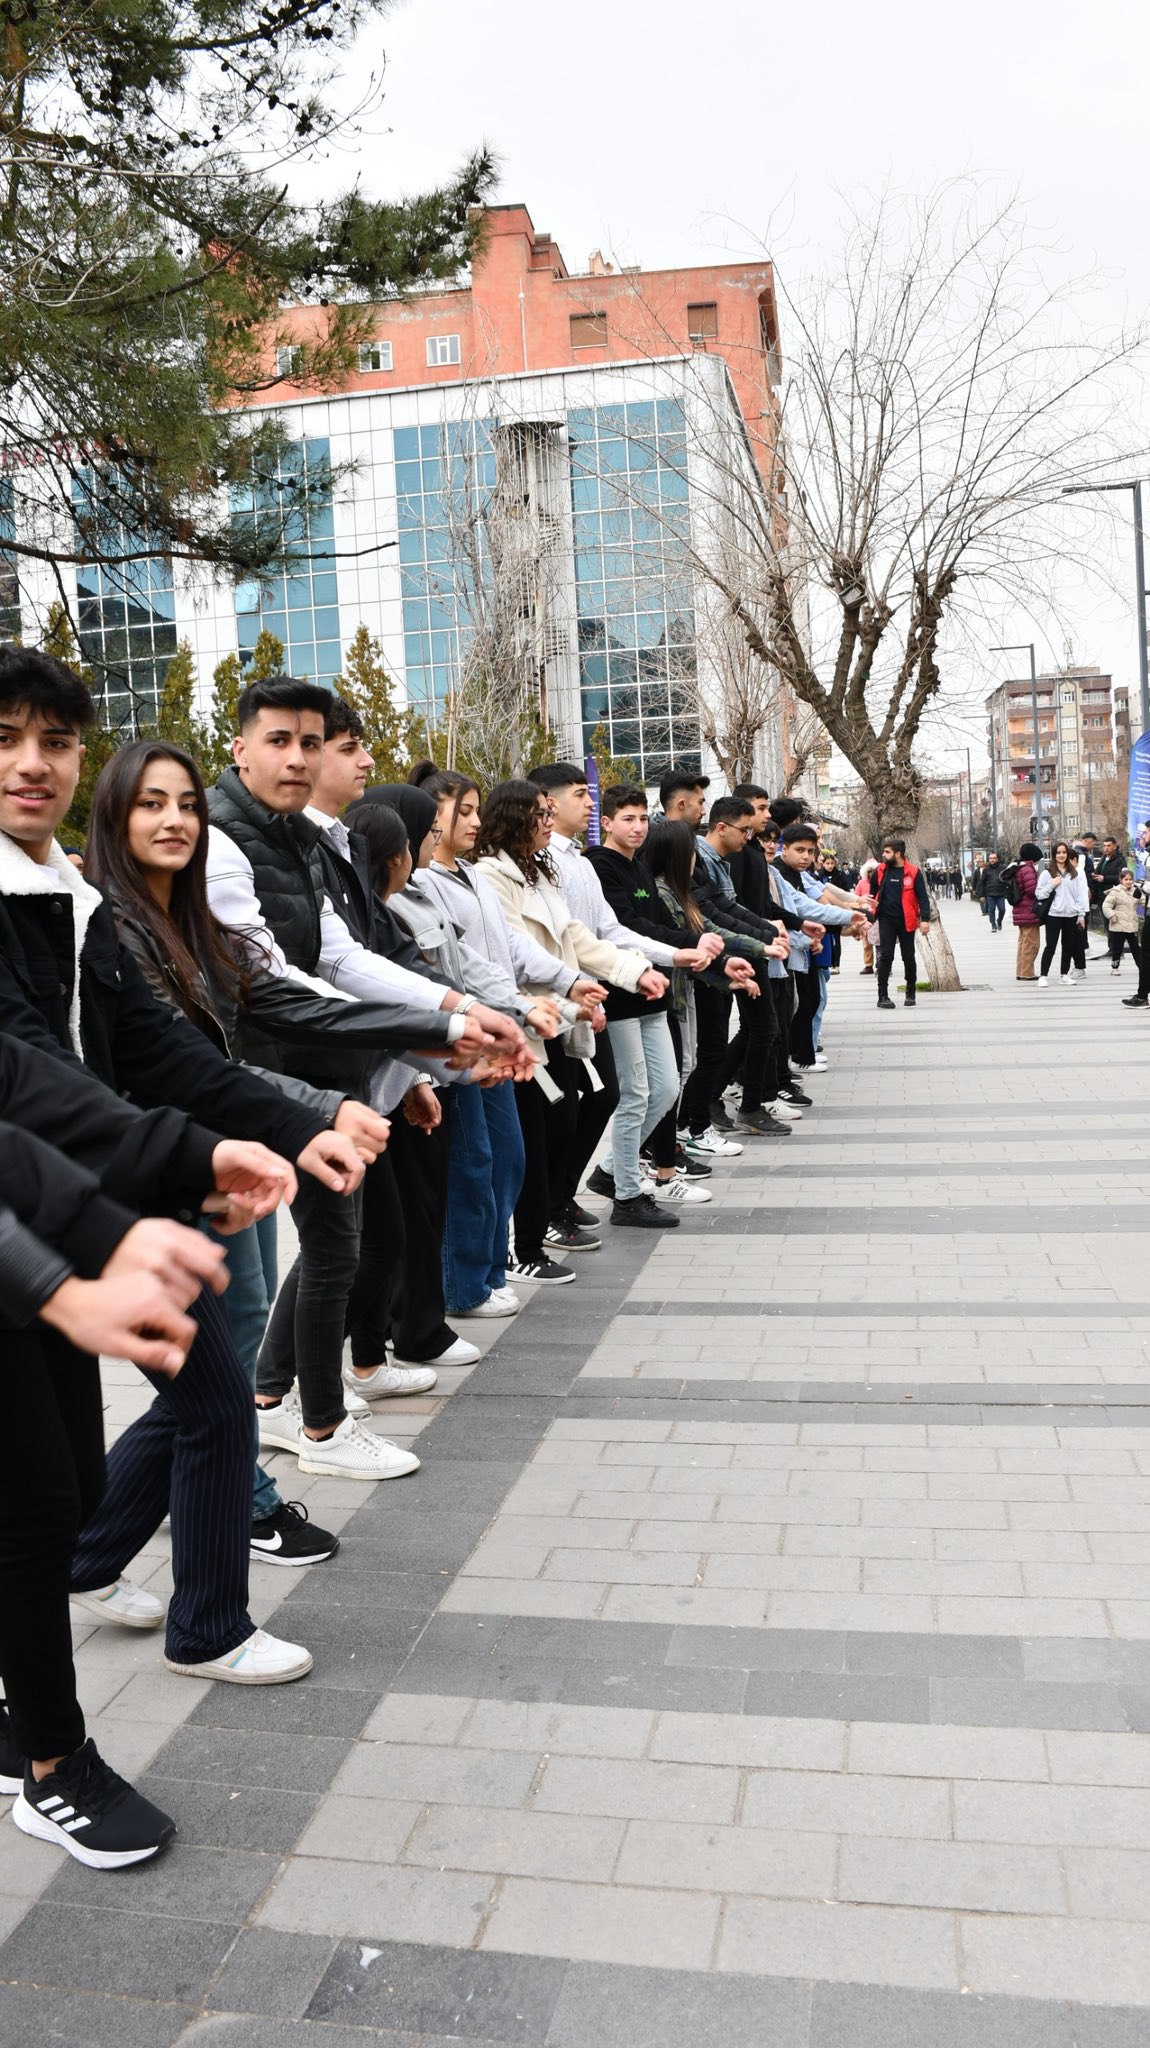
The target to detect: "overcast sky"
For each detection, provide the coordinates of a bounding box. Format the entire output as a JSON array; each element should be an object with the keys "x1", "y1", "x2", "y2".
[{"x1": 334, "y1": 0, "x2": 1150, "y2": 776}]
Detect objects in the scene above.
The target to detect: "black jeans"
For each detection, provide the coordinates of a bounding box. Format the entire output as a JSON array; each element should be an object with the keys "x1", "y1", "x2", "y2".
[
  {"x1": 649, "y1": 1012, "x2": 684, "y2": 1169},
  {"x1": 258, "y1": 1173, "x2": 363, "y2": 1431},
  {"x1": 683, "y1": 982, "x2": 732, "y2": 1135},
  {"x1": 345, "y1": 1151, "x2": 404, "y2": 1369},
  {"x1": 789, "y1": 965, "x2": 822, "y2": 1059},
  {"x1": 717, "y1": 965, "x2": 778, "y2": 1112},
  {"x1": 560, "y1": 1028, "x2": 619, "y2": 1211},
  {"x1": 877, "y1": 918, "x2": 918, "y2": 1000},
  {"x1": 1108, "y1": 931, "x2": 1140, "y2": 966},
  {"x1": 513, "y1": 1042, "x2": 581, "y2": 1260},
  {"x1": 770, "y1": 977, "x2": 796, "y2": 1094},
  {"x1": 384, "y1": 1111, "x2": 454, "y2": 1361},
  {"x1": 0, "y1": 1329, "x2": 104, "y2": 1760},
  {"x1": 1040, "y1": 915, "x2": 1086, "y2": 978},
  {"x1": 72, "y1": 1286, "x2": 255, "y2": 1667}
]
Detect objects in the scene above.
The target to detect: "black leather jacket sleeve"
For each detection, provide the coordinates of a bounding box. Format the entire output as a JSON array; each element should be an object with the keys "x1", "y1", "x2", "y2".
[
  {"x1": 243, "y1": 968, "x2": 457, "y2": 1056},
  {"x1": 0, "y1": 1122, "x2": 137, "y2": 1326}
]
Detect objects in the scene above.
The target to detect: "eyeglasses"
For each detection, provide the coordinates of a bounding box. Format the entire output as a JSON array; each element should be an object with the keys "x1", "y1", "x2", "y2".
[
  {"x1": 428, "y1": 825, "x2": 443, "y2": 843},
  {"x1": 534, "y1": 807, "x2": 552, "y2": 822}
]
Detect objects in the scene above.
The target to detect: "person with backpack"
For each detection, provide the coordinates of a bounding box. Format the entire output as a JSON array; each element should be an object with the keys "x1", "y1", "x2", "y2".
[{"x1": 1006, "y1": 842, "x2": 1043, "y2": 981}]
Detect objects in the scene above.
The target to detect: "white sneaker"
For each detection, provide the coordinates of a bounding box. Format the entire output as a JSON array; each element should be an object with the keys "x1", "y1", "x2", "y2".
[
  {"x1": 165, "y1": 1627, "x2": 313, "y2": 1685},
  {"x1": 651, "y1": 1176, "x2": 712, "y2": 1205},
  {"x1": 684, "y1": 1126, "x2": 744, "y2": 1157},
  {"x1": 343, "y1": 1360, "x2": 438, "y2": 1399},
  {"x1": 342, "y1": 1386, "x2": 371, "y2": 1416},
  {"x1": 393, "y1": 1337, "x2": 478, "y2": 1369},
  {"x1": 771, "y1": 1100, "x2": 803, "y2": 1120},
  {"x1": 454, "y1": 1292, "x2": 520, "y2": 1318},
  {"x1": 297, "y1": 1415, "x2": 420, "y2": 1481},
  {"x1": 256, "y1": 1391, "x2": 304, "y2": 1454},
  {"x1": 1038, "y1": 975, "x2": 1048, "y2": 986},
  {"x1": 70, "y1": 1580, "x2": 165, "y2": 1630}
]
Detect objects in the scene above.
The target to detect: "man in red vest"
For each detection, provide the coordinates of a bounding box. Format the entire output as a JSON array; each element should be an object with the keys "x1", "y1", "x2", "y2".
[{"x1": 868, "y1": 838, "x2": 932, "y2": 1010}]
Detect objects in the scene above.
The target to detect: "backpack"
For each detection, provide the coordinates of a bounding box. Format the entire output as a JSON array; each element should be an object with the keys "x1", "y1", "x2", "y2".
[{"x1": 1003, "y1": 861, "x2": 1024, "y2": 908}]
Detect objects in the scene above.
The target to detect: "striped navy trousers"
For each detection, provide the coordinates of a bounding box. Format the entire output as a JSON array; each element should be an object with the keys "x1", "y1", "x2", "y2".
[{"x1": 71, "y1": 1285, "x2": 254, "y2": 1664}]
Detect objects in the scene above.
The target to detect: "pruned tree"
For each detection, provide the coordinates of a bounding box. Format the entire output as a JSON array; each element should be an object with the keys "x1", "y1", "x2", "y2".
[
  {"x1": 333, "y1": 624, "x2": 420, "y2": 783},
  {"x1": 153, "y1": 640, "x2": 210, "y2": 761}
]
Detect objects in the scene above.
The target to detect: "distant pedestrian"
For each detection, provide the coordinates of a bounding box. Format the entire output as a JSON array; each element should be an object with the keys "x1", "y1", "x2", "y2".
[
  {"x1": 1102, "y1": 868, "x2": 1142, "y2": 975},
  {"x1": 867, "y1": 838, "x2": 932, "y2": 1011},
  {"x1": 981, "y1": 852, "x2": 1007, "y2": 931},
  {"x1": 1009, "y1": 840, "x2": 1043, "y2": 982},
  {"x1": 1036, "y1": 841, "x2": 1089, "y2": 986}
]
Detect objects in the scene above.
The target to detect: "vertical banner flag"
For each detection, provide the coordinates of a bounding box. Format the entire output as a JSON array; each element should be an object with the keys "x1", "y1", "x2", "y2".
[
  {"x1": 1127, "y1": 733, "x2": 1150, "y2": 882},
  {"x1": 585, "y1": 754, "x2": 601, "y2": 847}
]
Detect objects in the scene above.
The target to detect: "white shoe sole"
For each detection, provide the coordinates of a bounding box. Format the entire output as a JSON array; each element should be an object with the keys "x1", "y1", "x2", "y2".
[
  {"x1": 69, "y1": 1592, "x2": 164, "y2": 1631},
  {"x1": 256, "y1": 1420, "x2": 302, "y2": 1455},
  {"x1": 453, "y1": 1301, "x2": 520, "y2": 1318},
  {"x1": 12, "y1": 1795, "x2": 169, "y2": 1868},
  {"x1": 296, "y1": 1446, "x2": 421, "y2": 1481},
  {"x1": 163, "y1": 1648, "x2": 314, "y2": 1685},
  {"x1": 0, "y1": 1771, "x2": 22, "y2": 1796}
]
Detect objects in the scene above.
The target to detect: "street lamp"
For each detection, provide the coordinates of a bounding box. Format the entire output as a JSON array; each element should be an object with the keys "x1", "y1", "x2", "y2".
[
  {"x1": 1062, "y1": 481, "x2": 1150, "y2": 737},
  {"x1": 991, "y1": 642, "x2": 1041, "y2": 842}
]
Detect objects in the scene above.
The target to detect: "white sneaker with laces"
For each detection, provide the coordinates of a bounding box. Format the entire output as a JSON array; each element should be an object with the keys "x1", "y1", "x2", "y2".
[
  {"x1": 70, "y1": 1580, "x2": 165, "y2": 1630},
  {"x1": 393, "y1": 1336, "x2": 479, "y2": 1369},
  {"x1": 256, "y1": 1390, "x2": 304, "y2": 1454},
  {"x1": 165, "y1": 1627, "x2": 313, "y2": 1685},
  {"x1": 342, "y1": 1386, "x2": 371, "y2": 1416},
  {"x1": 297, "y1": 1415, "x2": 420, "y2": 1480},
  {"x1": 771, "y1": 1100, "x2": 803, "y2": 1121},
  {"x1": 454, "y1": 1292, "x2": 520, "y2": 1318},
  {"x1": 343, "y1": 1360, "x2": 438, "y2": 1399},
  {"x1": 489, "y1": 1286, "x2": 521, "y2": 1311},
  {"x1": 1038, "y1": 974, "x2": 1048, "y2": 985},
  {"x1": 651, "y1": 1176, "x2": 712, "y2": 1205},
  {"x1": 685, "y1": 1126, "x2": 744, "y2": 1157}
]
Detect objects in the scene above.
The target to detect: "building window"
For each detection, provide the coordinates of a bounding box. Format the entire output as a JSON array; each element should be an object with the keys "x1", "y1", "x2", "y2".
[
  {"x1": 570, "y1": 313, "x2": 607, "y2": 349},
  {"x1": 687, "y1": 302, "x2": 718, "y2": 342},
  {"x1": 358, "y1": 341, "x2": 393, "y2": 373},
  {"x1": 231, "y1": 437, "x2": 341, "y2": 688},
  {"x1": 72, "y1": 473, "x2": 177, "y2": 726},
  {"x1": 426, "y1": 334, "x2": 461, "y2": 367},
  {"x1": 274, "y1": 345, "x2": 302, "y2": 379}
]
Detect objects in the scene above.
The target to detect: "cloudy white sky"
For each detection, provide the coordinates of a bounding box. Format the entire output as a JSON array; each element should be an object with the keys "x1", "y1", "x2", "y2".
[{"x1": 332, "y1": 0, "x2": 1149, "y2": 775}]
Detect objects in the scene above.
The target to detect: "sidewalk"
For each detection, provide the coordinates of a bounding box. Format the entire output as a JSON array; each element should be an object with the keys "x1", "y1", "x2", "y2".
[{"x1": 4, "y1": 899, "x2": 1150, "y2": 2043}]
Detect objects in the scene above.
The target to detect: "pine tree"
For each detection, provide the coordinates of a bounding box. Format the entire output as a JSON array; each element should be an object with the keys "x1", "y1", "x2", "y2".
[
  {"x1": 247, "y1": 628, "x2": 287, "y2": 683},
  {"x1": 204, "y1": 652, "x2": 245, "y2": 785},
  {"x1": 333, "y1": 625, "x2": 420, "y2": 783},
  {"x1": 154, "y1": 641, "x2": 210, "y2": 760},
  {"x1": 41, "y1": 605, "x2": 122, "y2": 845},
  {"x1": 587, "y1": 720, "x2": 639, "y2": 789}
]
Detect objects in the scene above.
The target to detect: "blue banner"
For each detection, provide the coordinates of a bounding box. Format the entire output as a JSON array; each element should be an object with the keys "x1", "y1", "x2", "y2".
[
  {"x1": 1128, "y1": 733, "x2": 1150, "y2": 880},
  {"x1": 585, "y1": 755, "x2": 601, "y2": 847}
]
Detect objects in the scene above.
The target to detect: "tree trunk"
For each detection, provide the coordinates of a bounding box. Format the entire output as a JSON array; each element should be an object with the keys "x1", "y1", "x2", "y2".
[{"x1": 915, "y1": 890, "x2": 964, "y2": 992}]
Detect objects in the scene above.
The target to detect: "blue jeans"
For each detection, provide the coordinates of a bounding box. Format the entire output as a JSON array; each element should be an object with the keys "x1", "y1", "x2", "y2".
[
  {"x1": 987, "y1": 896, "x2": 1006, "y2": 930},
  {"x1": 443, "y1": 1079, "x2": 526, "y2": 1311},
  {"x1": 603, "y1": 1012, "x2": 681, "y2": 1199},
  {"x1": 206, "y1": 1220, "x2": 281, "y2": 1524},
  {"x1": 813, "y1": 967, "x2": 831, "y2": 1050}
]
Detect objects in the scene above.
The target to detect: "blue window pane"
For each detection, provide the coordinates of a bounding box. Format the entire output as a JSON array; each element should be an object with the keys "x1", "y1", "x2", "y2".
[
  {"x1": 581, "y1": 687, "x2": 609, "y2": 719},
  {"x1": 311, "y1": 607, "x2": 340, "y2": 639},
  {"x1": 310, "y1": 573, "x2": 339, "y2": 607},
  {"x1": 314, "y1": 642, "x2": 341, "y2": 676},
  {"x1": 404, "y1": 634, "x2": 427, "y2": 667},
  {"x1": 284, "y1": 575, "x2": 312, "y2": 609},
  {"x1": 398, "y1": 529, "x2": 424, "y2": 564},
  {"x1": 286, "y1": 641, "x2": 316, "y2": 675},
  {"x1": 235, "y1": 580, "x2": 260, "y2": 615},
  {"x1": 612, "y1": 722, "x2": 640, "y2": 754},
  {"x1": 419, "y1": 425, "x2": 440, "y2": 454},
  {"x1": 394, "y1": 428, "x2": 420, "y2": 460},
  {"x1": 261, "y1": 612, "x2": 286, "y2": 641},
  {"x1": 395, "y1": 463, "x2": 422, "y2": 499},
  {"x1": 307, "y1": 506, "x2": 334, "y2": 541}
]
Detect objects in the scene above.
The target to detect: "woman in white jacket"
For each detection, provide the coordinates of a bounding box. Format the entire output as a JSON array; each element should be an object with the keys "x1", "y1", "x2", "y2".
[
  {"x1": 1036, "y1": 842, "x2": 1090, "y2": 985},
  {"x1": 475, "y1": 779, "x2": 667, "y2": 1284}
]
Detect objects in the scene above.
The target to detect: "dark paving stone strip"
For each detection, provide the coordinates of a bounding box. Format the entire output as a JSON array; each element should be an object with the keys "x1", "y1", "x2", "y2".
[
  {"x1": 743, "y1": 1128, "x2": 1150, "y2": 1145},
  {"x1": 775, "y1": 1099, "x2": 1150, "y2": 1118},
  {"x1": 673, "y1": 1203, "x2": 1148, "y2": 1233},
  {"x1": 567, "y1": 1382, "x2": 1145, "y2": 1425},
  {"x1": 724, "y1": 1156, "x2": 1148, "y2": 1177},
  {"x1": 619, "y1": 1298, "x2": 1150, "y2": 1318}
]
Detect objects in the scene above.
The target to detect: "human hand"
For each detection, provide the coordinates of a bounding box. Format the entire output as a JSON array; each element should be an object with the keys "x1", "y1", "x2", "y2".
[
  {"x1": 40, "y1": 1272, "x2": 196, "y2": 1376},
  {"x1": 767, "y1": 935, "x2": 790, "y2": 959},
  {"x1": 333, "y1": 1100, "x2": 391, "y2": 1161},
  {"x1": 296, "y1": 1128, "x2": 366, "y2": 1196},
  {"x1": 209, "y1": 1140, "x2": 296, "y2": 1227},
  {"x1": 526, "y1": 999, "x2": 562, "y2": 1038},
  {"x1": 637, "y1": 968, "x2": 669, "y2": 1001},
  {"x1": 105, "y1": 1218, "x2": 227, "y2": 1302},
  {"x1": 591, "y1": 1004, "x2": 606, "y2": 1034},
  {"x1": 403, "y1": 1081, "x2": 441, "y2": 1130},
  {"x1": 695, "y1": 932, "x2": 724, "y2": 963},
  {"x1": 725, "y1": 958, "x2": 760, "y2": 991},
  {"x1": 801, "y1": 920, "x2": 825, "y2": 943},
  {"x1": 569, "y1": 977, "x2": 608, "y2": 1017}
]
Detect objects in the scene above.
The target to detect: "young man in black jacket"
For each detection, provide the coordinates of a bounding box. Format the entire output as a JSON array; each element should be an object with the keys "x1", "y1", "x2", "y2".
[
  {"x1": 585, "y1": 786, "x2": 707, "y2": 1226},
  {"x1": 0, "y1": 648, "x2": 373, "y2": 1693}
]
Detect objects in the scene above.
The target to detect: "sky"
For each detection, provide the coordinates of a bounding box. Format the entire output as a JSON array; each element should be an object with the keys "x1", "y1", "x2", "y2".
[{"x1": 321, "y1": 0, "x2": 1150, "y2": 778}]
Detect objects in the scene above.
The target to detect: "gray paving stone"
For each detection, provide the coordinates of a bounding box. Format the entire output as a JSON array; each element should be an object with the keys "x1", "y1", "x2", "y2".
[
  {"x1": 187, "y1": 1684, "x2": 374, "y2": 1738},
  {"x1": 1074, "y1": 2010, "x2": 1150, "y2": 2046},
  {"x1": 1023, "y1": 1640, "x2": 1150, "y2": 1685},
  {"x1": 205, "y1": 1927, "x2": 338, "y2": 2017},
  {"x1": 143, "y1": 1726, "x2": 351, "y2": 1794},
  {"x1": 499, "y1": 1618, "x2": 675, "y2": 1665},
  {"x1": 178, "y1": 2020, "x2": 421, "y2": 2047},
  {"x1": 399, "y1": 1650, "x2": 573, "y2": 1703},
  {"x1": 546, "y1": 1957, "x2": 812, "y2": 2046},
  {"x1": 138, "y1": 1774, "x2": 316, "y2": 1852},
  {"x1": 0, "y1": 1985, "x2": 194, "y2": 2045},
  {"x1": 842, "y1": 1632, "x2": 1024, "y2": 1679},
  {"x1": 666, "y1": 1625, "x2": 847, "y2": 1672},
  {"x1": 744, "y1": 1670, "x2": 931, "y2": 1723},
  {"x1": 307, "y1": 1935, "x2": 567, "y2": 2037},
  {"x1": 0, "y1": 1900, "x2": 234, "y2": 2001},
  {"x1": 556, "y1": 1661, "x2": 749, "y2": 1715},
  {"x1": 930, "y1": 1678, "x2": 1130, "y2": 1732},
  {"x1": 48, "y1": 1842, "x2": 278, "y2": 1924},
  {"x1": 810, "y1": 1981, "x2": 1074, "y2": 2048}
]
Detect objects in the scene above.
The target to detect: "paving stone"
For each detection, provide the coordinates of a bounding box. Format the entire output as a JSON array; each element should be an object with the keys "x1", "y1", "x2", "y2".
[
  {"x1": 0, "y1": 1900, "x2": 235, "y2": 2001},
  {"x1": 48, "y1": 1841, "x2": 279, "y2": 1924},
  {"x1": 961, "y1": 1914, "x2": 1150, "y2": 2004},
  {"x1": 744, "y1": 1671, "x2": 931, "y2": 1724},
  {"x1": 929, "y1": 1678, "x2": 1130, "y2": 1732},
  {"x1": 615, "y1": 1816, "x2": 835, "y2": 1897},
  {"x1": 809, "y1": 1981, "x2": 1073, "y2": 2048},
  {"x1": 0, "y1": 1985, "x2": 195, "y2": 2045},
  {"x1": 545, "y1": 1956, "x2": 812, "y2": 2046},
  {"x1": 205, "y1": 1927, "x2": 338, "y2": 2017},
  {"x1": 334, "y1": 1741, "x2": 539, "y2": 1809},
  {"x1": 717, "y1": 1896, "x2": 959, "y2": 1989},
  {"x1": 838, "y1": 1834, "x2": 1066, "y2": 1913},
  {"x1": 143, "y1": 1725, "x2": 351, "y2": 1794},
  {"x1": 306, "y1": 1935, "x2": 567, "y2": 2038},
  {"x1": 482, "y1": 1876, "x2": 719, "y2": 1971},
  {"x1": 254, "y1": 1856, "x2": 494, "y2": 1944},
  {"x1": 532, "y1": 1754, "x2": 739, "y2": 1824},
  {"x1": 404, "y1": 1803, "x2": 625, "y2": 1882}
]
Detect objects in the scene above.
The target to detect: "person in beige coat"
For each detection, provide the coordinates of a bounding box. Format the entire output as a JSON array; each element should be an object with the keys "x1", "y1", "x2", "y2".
[
  {"x1": 475, "y1": 779, "x2": 667, "y2": 1283},
  {"x1": 1103, "y1": 868, "x2": 1144, "y2": 974}
]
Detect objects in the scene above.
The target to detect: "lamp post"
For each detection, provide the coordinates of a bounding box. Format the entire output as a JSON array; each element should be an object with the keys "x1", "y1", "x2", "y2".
[
  {"x1": 1063, "y1": 482, "x2": 1150, "y2": 738},
  {"x1": 991, "y1": 642, "x2": 1040, "y2": 843}
]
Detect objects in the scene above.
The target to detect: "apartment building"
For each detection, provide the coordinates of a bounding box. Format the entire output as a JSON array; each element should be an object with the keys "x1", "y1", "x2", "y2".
[{"x1": 985, "y1": 665, "x2": 1121, "y2": 838}]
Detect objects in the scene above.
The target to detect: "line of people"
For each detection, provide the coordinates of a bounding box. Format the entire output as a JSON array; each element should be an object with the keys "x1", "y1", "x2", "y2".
[{"x1": 0, "y1": 651, "x2": 874, "y2": 1873}]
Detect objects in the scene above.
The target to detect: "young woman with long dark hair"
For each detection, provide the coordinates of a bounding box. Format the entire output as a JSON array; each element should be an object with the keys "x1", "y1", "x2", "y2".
[{"x1": 1036, "y1": 840, "x2": 1090, "y2": 986}]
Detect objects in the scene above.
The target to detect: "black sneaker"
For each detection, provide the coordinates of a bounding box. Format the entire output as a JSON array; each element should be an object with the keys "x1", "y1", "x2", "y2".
[
  {"x1": 250, "y1": 1501, "x2": 339, "y2": 1568},
  {"x1": 877, "y1": 996, "x2": 895, "y2": 1010},
  {"x1": 507, "y1": 1255, "x2": 576, "y2": 1285},
  {"x1": 708, "y1": 1099, "x2": 736, "y2": 1132},
  {"x1": 676, "y1": 1148, "x2": 712, "y2": 1180},
  {"x1": 0, "y1": 1702, "x2": 23, "y2": 1796},
  {"x1": 566, "y1": 1200, "x2": 599, "y2": 1229},
  {"x1": 544, "y1": 1219, "x2": 602, "y2": 1252},
  {"x1": 1122, "y1": 995, "x2": 1148, "y2": 1008},
  {"x1": 13, "y1": 1739, "x2": 175, "y2": 1870},
  {"x1": 778, "y1": 1086, "x2": 813, "y2": 1108},
  {"x1": 610, "y1": 1193, "x2": 680, "y2": 1229},
  {"x1": 585, "y1": 1165, "x2": 616, "y2": 1199},
  {"x1": 736, "y1": 1108, "x2": 793, "y2": 1137}
]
